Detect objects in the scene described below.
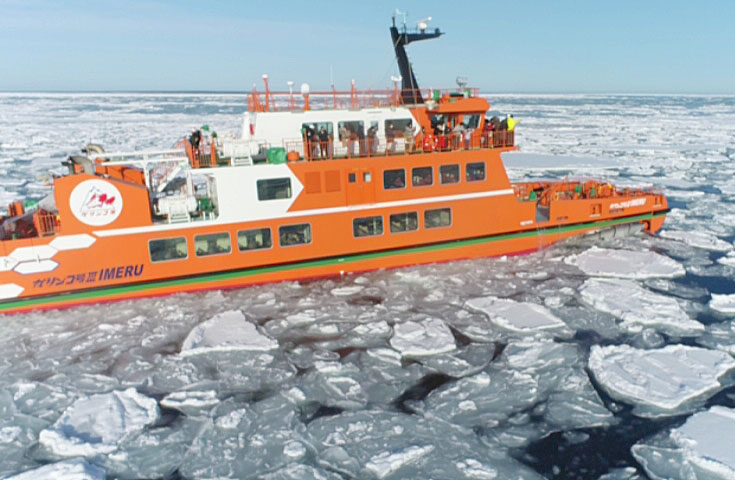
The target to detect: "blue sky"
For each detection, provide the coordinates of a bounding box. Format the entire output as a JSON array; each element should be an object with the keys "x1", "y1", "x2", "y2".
[{"x1": 1, "y1": 0, "x2": 733, "y2": 93}]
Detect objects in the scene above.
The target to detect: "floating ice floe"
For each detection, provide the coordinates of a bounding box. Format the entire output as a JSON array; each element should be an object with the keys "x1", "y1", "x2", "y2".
[
  {"x1": 579, "y1": 278, "x2": 704, "y2": 335},
  {"x1": 588, "y1": 345, "x2": 735, "y2": 416},
  {"x1": 661, "y1": 230, "x2": 733, "y2": 252},
  {"x1": 632, "y1": 406, "x2": 735, "y2": 480},
  {"x1": 710, "y1": 294, "x2": 735, "y2": 315},
  {"x1": 422, "y1": 341, "x2": 614, "y2": 437},
  {"x1": 565, "y1": 247, "x2": 685, "y2": 279},
  {"x1": 160, "y1": 390, "x2": 219, "y2": 416},
  {"x1": 330, "y1": 285, "x2": 364, "y2": 296},
  {"x1": 39, "y1": 388, "x2": 159, "y2": 457},
  {"x1": 389, "y1": 317, "x2": 456, "y2": 357},
  {"x1": 181, "y1": 310, "x2": 278, "y2": 356},
  {"x1": 719, "y1": 251, "x2": 735, "y2": 267},
  {"x1": 4, "y1": 459, "x2": 105, "y2": 480},
  {"x1": 306, "y1": 409, "x2": 544, "y2": 479},
  {"x1": 465, "y1": 297, "x2": 566, "y2": 333}
]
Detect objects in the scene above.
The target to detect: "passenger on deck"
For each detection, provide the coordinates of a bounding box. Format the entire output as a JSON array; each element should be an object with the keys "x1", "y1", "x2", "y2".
[
  {"x1": 367, "y1": 125, "x2": 378, "y2": 155},
  {"x1": 318, "y1": 127, "x2": 329, "y2": 159},
  {"x1": 482, "y1": 118, "x2": 494, "y2": 147},
  {"x1": 507, "y1": 115, "x2": 520, "y2": 131},
  {"x1": 357, "y1": 125, "x2": 366, "y2": 156},
  {"x1": 452, "y1": 122, "x2": 465, "y2": 149},
  {"x1": 421, "y1": 127, "x2": 435, "y2": 152},
  {"x1": 404, "y1": 122, "x2": 414, "y2": 153},
  {"x1": 386, "y1": 122, "x2": 396, "y2": 154},
  {"x1": 190, "y1": 129, "x2": 201, "y2": 150}
]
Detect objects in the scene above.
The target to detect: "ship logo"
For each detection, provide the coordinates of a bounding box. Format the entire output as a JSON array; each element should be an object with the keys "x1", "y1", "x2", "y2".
[{"x1": 69, "y1": 179, "x2": 124, "y2": 226}]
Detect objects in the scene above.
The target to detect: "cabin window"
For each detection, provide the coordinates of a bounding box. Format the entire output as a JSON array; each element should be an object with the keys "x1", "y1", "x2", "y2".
[
  {"x1": 238, "y1": 228, "x2": 272, "y2": 251},
  {"x1": 363, "y1": 172, "x2": 372, "y2": 182},
  {"x1": 425, "y1": 208, "x2": 452, "y2": 228},
  {"x1": 384, "y1": 119, "x2": 413, "y2": 139},
  {"x1": 463, "y1": 114, "x2": 482, "y2": 129},
  {"x1": 348, "y1": 172, "x2": 357, "y2": 183},
  {"x1": 466, "y1": 162, "x2": 486, "y2": 182},
  {"x1": 384, "y1": 169, "x2": 405, "y2": 190},
  {"x1": 440, "y1": 164, "x2": 460, "y2": 184},
  {"x1": 279, "y1": 224, "x2": 311, "y2": 246},
  {"x1": 257, "y1": 178, "x2": 292, "y2": 200},
  {"x1": 337, "y1": 121, "x2": 364, "y2": 141},
  {"x1": 353, "y1": 216, "x2": 383, "y2": 237},
  {"x1": 412, "y1": 166, "x2": 433, "y2": 187},
  {"x1": 390, "y1": 212, "x2": 418, "y2": 233},
  {"x1": 194, "y1": 232, "x2": 231, "y2": 257},
  {"x1": 149, "y1": 237, "x2": 187, "y2": 262}
]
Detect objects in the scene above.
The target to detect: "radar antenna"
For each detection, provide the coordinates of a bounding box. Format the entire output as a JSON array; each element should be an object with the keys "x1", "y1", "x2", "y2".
[{"x1": 390, "y1": 13, "x2": 443, "y2": 105}]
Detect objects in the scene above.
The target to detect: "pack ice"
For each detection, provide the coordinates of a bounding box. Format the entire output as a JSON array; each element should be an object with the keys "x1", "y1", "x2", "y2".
[
  {"x1": 588, "y1": 345, "x2": 735, "y2": 416},
  {"x1": 660, "y1": 230, "x2": 733, "y2": 252},
  {"x1": 710, "y1": 294, "x2": 735, "y2": 315},
  {"x1": 465, "y1": 296, "x2": 566, "y2": 333},
  {"x1": 565, "y1": 247, "x2": 685, "y2": 279},
  {"x1": 181, "y1": 309, "x2": 278, "y2": 355},
  {"x1": 38, "y1": 388, "x2": 159, "y2": 457},
  {"x1": 632, "y1": 406, "x2": 735, "y2": 480},
  {"x1": 4, "y1": 458, "x2": 105, "y2": 480},
  {"x1": 579, "y1": 278, "x2": 704, "y2": 335},
  {"x1": 389, "y1": 317, "x2": 456, "y2": 357}
]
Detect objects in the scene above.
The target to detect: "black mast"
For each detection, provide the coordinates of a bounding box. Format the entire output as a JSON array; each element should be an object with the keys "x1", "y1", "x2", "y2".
[{"x1": 390, "y1": 15, "x2": 443, "y2": 105}]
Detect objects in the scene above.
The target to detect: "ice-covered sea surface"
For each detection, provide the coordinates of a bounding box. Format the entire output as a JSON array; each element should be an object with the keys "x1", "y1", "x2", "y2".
[{"x1": 1, "y1": 93, "x2": 735, "y2": 479}]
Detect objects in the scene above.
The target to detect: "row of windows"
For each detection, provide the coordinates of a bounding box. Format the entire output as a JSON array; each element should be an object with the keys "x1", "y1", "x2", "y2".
[
  {"x1": 149, "y1": 208, "x2": 452, "y2": 262},
  {"x1": 149, "y1": 224, "x2": 310, "y2": 262},
  {"x1": 255, "y1": 162, "x2": 486, "y2": 202},
  {"x1": 353, "y1": 208, "x2": 451, "y2": 237},
  {"x1": 384, "y1": 162, "x2": 485, "y2": 190}
]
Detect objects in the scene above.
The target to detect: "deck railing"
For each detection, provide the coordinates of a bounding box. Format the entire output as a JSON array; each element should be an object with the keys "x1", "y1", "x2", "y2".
[
  {"x1": 280, "y1": 130, "x2": 515, "y2": 162},
  {"x1": 248, "y1": 86, "x2": 481, "y2": 113}
]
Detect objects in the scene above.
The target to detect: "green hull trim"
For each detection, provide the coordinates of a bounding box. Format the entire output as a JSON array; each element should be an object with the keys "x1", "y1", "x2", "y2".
[{"x1": 1, "y1": 212, "x2": 665, "y2": 313}]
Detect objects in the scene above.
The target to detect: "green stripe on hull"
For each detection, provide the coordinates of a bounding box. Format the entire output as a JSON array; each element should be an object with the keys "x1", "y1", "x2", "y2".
[{"x1": 0, "y1": 212, "x2": 663, "y2": 312}]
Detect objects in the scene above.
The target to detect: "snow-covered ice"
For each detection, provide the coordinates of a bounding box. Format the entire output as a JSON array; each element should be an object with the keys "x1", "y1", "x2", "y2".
[
  {"x1": 465, "y1": 296, "x2": 566, "y2": 333},
  {"x1": 4, "y1": 459, "x2": 105, "y2": 480},
  {"x1": 38, "y1": 388, "x2": 159, "y2": 457},
  {"x1": 710, "y1": 294, "x2": 735, "y2": 315},
  {"x1": 588, "y1": 345, "x2": 735, "y2": 416},
  {"x1": 632, "y1": 406, "x2": 735, "y2": 480},
  {"x1": 181, "y1": 309, "x2": 278, "y2": 355},
  {"x1": 565, "y1": 247, "x2": 686, "y2": 279},
  {"x1": 661, "y1": 230, "x2": 733, "y2": 252},
  {"x1": 160, "y1": 390, "x2": 219, "y2": 416},
  {"x1": 389, "y1": 317, "x2": 456, "y2": 356},
  {"x1": 579, "y1": 278, "x2": 704, "y2": 335}
]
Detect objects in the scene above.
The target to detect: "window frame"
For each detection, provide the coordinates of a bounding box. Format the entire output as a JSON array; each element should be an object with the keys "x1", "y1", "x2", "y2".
[
  {"x1": 256, "y1": 177, "x2": 292, "y2": 201},
  {"x1": 439, "y1": 164, "x2": 460, "y2": 185},
  {"x1": 353, "y1": 215, "x2": 384, "y2": 238},
  {"x1": 389, "y1": 211, "x2": 419, "y2": 234},
  {"x1": 193, "y1": 232, "x2": 232, "y2": 257},
  {"x1": 411, "y1": 166, "x2": 434, "y2": 187},
  {"x1": 278, "y1": 223, "x2": 312, "y2": 247},
  {"x1": 383, "y1": 168, "x2": 406, "y2": 190},
  {"x1": 424, "y1": 208, "x2": 452, "y2": 229},
  {"x1": 465, "y1": 162, "x2": 486, "y2": 182},
  {"x1": 149, "y1": 237, "x2": 188, "y2": 263},
  {"x1": 237, "y1": 227, "x2": 273, "y2": 252}
]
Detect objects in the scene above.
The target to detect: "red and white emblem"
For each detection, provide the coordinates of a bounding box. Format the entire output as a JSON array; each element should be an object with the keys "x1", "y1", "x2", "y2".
[{"x1": 69, "y1": 179, "x2": 124, "y2": 226}]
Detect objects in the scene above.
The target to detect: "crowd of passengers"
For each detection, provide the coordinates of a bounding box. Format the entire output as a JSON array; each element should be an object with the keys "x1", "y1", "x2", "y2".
[{"x1": 301, "y1": 114, "x2": 519, "y2": 160}]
